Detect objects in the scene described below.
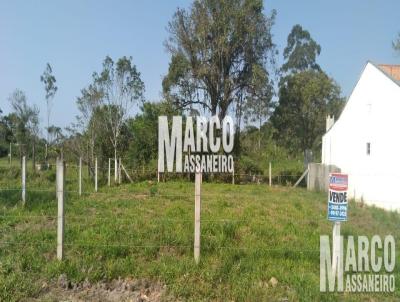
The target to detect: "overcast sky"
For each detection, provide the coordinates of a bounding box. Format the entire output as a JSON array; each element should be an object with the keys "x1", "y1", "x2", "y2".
[{"x1": 1, "y1": 0, "x2": 399, "y2": 133}]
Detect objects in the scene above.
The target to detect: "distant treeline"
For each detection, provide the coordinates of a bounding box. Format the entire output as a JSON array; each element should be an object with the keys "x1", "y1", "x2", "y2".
[{"x1": 2, "y1": 0, "x2": 366, "y2": 177}]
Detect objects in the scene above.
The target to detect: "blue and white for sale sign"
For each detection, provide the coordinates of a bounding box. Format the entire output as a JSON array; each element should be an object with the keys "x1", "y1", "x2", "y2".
[{"x1": 327, "y1": 173, "x2": 348, "y2": 222}]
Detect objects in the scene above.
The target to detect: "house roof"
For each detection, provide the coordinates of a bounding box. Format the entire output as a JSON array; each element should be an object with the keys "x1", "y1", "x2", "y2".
[
  {"x1": 373, "y1": 63, "x2": 400, "y2": 86},
  {"x1": 323, "y1": 61, "x2": 400, "y2": 137}
]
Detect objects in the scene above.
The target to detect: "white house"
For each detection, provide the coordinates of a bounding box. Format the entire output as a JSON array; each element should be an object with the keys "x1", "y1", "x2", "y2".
[{"x1": 322, "y1": 62, "x2": 400, "y2": 211}]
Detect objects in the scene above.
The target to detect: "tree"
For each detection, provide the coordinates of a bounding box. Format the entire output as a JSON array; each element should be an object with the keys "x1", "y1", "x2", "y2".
[
  {"x1": 26, "y1": 105, "x2": 39, "y2": 169},
  {"x1": 163, "y1": 0, "x2": 276, "y2": 119},
  {"x1": 127, "y1": 101, "x2": 178, "y2": 168},
  {"x1": 76, "y1": 84, "x2": 103, "y2": 173},
  {"x1": 92, "y1": 56, "x2": 145, "y2": 182},
  {"x1": 47, "y1": 125, "x2": 63, "y2": 145},
  {"x1": 393, "y1": 33, "x2": 400, "y2": 52},
  {"x1": 92, "y1": 105, "x2": 125, "y2": 176},
  {"x1": 271, "y1": 70, "x2": 343, "y2": 154},
  {"x1": 40, "y1": 63, "x2": 58, "y2": 161},
  {"x1": 281, "y1": 24, "x2": 321, "y2": 74},
  {"x1": 243, "y1": 64, "x2": 274, "y2": 149},
  {"x1": 8, "y1": 89, "x2": 40, "y2": 159},
  {"x1": 0, "y1": 109, "x2": 14, "y2": 157},
  {"x1": 271, "y1": 24, "x2": 344, "y2": 155}
]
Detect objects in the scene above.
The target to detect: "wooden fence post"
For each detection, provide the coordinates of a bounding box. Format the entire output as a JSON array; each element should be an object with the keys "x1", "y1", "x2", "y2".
[
  {"x1": 21, "y1": 156, "x2": 26, "y2": 204},
  {"x1": 108, "y1": 158, "x2": 111, "y2": 187},
  {"x1": 269, "y1": 162, "x2": 272, "y2": 187},
  {"x1": 194, "y1": 172, "x2": 201, "y2": 264},
  {"x1": 56, "y1": 158, "x2": 65, "y2": 260},
  {"x1": 95, "y1": 157, "x2": 98, "y2": 192},
  {"x1": 79, "y1": 157, "x2": 82, "y2": 196}
]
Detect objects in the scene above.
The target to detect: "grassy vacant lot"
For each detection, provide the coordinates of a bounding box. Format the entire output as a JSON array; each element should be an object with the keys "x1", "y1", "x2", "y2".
[{"x1": 0, "y1": 162, "x2": 399, "y2": 301}]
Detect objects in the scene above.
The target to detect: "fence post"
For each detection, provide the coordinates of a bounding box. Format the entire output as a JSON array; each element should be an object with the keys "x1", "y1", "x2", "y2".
[
  {"x1": 118, "y1": 157, "x2": 122, "y2": 184},
  {"x1": 9, "y1": 142, "x2": 12, "y2": 167},
  {"x1": 332, "y1": 221, "x2": 342, "y2": 275},
  {"x1": 194, "y1": 172, "x2": 201, "y2": 264},
  {"x1": 56, "y1": 158, "x2": 65, "y2": 260},
  {"x1": 108, "y1": 158, "x2": 111, "y2": 186},
  {"x1": 21, "y1": 156, "x2": 26, "y2": 204},
  {"x1": 157, "y1": 169, "x2": 160, "y2": 183},
  {"x1": 232, "y1": 165, "x2": 235, "y2": 185},
  {"x1": 269, "y1": 162, "x2": 272, "y2": 187},
  {"x1": 114, "y1": 157, "x2": 118, "y2": 183},
  {"x1": 95, "y1": 157, "x2": 98, "y2": 192},
  {"x1": 79, "y1": 157, "x2": 82, "y2": 196}
]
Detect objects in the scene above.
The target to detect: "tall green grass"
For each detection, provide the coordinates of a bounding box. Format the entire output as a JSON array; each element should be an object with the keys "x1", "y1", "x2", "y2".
[{"x1": 0, "y1": 161, "x2": 399, "y2": 301}]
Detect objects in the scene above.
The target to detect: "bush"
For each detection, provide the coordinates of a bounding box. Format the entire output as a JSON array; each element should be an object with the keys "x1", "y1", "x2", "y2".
[
  {"x1": 237, "y1": 156, "x2": 262, "y2": 175},
  {"x1": 149, "y1": 184, "x2": 158, "y2": 196},
  {"x1": 0, "y1": 143, "x2": 9, "y2": 157},
  {"x1": 46, "y1": 170, "x2": 56, "y2": 182}
]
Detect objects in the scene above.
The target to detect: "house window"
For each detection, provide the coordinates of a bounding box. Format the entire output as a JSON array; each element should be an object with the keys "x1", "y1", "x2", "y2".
[{"x1": 366, "y1": 142, "x2": 371, "y2": 155}]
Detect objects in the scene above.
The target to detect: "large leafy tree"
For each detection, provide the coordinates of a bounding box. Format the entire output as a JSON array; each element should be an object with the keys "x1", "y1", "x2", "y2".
[
  {"x1": 163, "y1": 0, "x2": 276, "y2": 119},
  {"x1": 271, "y1": 71, "x2": 343, "y2": 153}
]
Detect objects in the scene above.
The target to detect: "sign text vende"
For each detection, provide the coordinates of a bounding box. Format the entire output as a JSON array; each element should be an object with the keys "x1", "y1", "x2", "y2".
[{"x1": 328, "y1": 173, "x2": 348, "y2": 221}]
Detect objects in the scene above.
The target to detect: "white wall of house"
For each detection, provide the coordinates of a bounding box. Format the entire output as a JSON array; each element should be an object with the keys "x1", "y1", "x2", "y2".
[{"x1": 322, "y1": 62, "x2": 400, "y2": 211}]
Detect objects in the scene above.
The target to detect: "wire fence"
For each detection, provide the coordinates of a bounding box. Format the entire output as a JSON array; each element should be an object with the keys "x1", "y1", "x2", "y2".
[
  {"x1": 0, "y1": 156, "x2": 324, "y2": 263},
  {"x1": 0, "y1": 156, "x2": 306, "y2": 187}
]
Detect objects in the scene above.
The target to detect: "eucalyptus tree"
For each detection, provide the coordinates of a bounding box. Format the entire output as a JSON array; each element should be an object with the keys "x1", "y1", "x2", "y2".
[
  {"x1": 26, "y1": 105, "x2": 39, "y2": 169},
  {"x1": 76, "y1": 84, "x2": 102, "y2": 173},
  {"x1": 92, "y1": 56, "x2": 144, "y2": 181},
  {"x1": 40, "y1": 63, "x2": 57, "y2": 161},
  {"x1": 281, "y1": 24, "x2": 321, "y2": 74},
  {"x1": 271, "y1": 24, "x2": 345, "y2": 155}
]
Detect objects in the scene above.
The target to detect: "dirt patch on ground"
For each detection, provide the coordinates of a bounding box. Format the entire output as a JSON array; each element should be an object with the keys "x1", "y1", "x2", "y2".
[{"x1": 30, "y1": 275, "x2": 172, "y2": 302}]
